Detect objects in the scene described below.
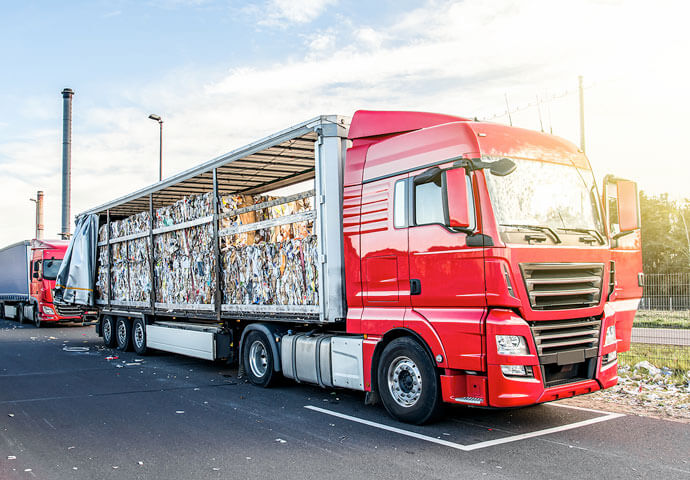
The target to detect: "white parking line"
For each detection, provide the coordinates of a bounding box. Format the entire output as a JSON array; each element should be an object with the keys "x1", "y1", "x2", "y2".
[{"x1": 304, "y1": 405, "x2": 624, "y2": 451}]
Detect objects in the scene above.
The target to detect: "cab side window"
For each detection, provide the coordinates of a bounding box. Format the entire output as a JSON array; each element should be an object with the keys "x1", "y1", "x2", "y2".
[
  {"x1": 415, "y1": 176, "x2": 445, "y2": 226},
  {"x1": 394, "y1": 169, "x2": 476, "y2": 231},
  {"x1": 606, "y1": 183, "x2": 620, "y2": 235}
]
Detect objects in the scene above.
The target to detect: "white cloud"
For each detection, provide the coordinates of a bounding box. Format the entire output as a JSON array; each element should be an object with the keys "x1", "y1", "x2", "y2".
[
  {"x1": 1, "y1": 0, "x2": 689, "y2": 247},
  {"x1": 258, "y1": 0, "x2": 337, "y2": 26}
]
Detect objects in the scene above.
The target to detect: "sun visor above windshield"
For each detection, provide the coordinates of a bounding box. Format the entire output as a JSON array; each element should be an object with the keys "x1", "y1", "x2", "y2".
[{"x1": 469, "y1": 122, "x2": 590, "y2": 170}]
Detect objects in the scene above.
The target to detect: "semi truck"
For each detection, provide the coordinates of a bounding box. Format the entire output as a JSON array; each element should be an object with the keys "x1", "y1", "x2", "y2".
[
  {"x1": 56, "y1": 110, "x2": 642, "y2": 424},
  {"x1": 0, "y1": 239, "x2": 98, "y2": 327}
]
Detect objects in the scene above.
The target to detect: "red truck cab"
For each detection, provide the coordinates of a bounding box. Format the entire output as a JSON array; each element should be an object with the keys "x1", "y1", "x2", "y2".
[
  {"x1": 29, "y1": 240, "x2": 97, "y2": 326},
  {"x1": 342, "y1": 111, "x2": 640, "y2": 420}
]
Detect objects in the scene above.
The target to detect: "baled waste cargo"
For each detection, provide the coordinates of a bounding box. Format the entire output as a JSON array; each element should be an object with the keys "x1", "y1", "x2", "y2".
[{"x1": 96, "y1": 191, "x2": 318, "y2": 307}]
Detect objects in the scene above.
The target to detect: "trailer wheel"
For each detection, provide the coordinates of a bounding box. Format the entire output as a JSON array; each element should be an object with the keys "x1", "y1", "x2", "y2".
[
  {"x1": 102, "y1": 316, "x2": 117, "y2": 348},
  {"x1": 242, "y1": 331, "x2": 276, "y2": 387},
  {"x1": 0, "y1": 303, "x2": 5, "y2": 320},
  {"x1": 131, "y1": 318, "x2": 148, "y2": 355},
  {"x1": 17, "y1": 304, "x2": 25, "y2": 325},
  {"x1": 377, "y1": 337, "x2": 441, "y2": 425},
  {"x1": 115, "y1": 317, "x2": 132, "y2": 351}
]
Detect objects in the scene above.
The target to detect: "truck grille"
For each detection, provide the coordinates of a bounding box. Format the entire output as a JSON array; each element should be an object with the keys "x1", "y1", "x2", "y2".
[
  {"x1": 520, "y1": 263, "x2": 604, "y2": 310},
  {"x1": 530, "y1": 317, "x2": 601, "y2": 365},
  {"x1": 55, "y1": 303, "x2": 83, "y2": 317}
]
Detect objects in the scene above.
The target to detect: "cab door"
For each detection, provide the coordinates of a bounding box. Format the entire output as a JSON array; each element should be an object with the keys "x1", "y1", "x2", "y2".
[
  {"x1": 603, "y1": 176, "x2": 643, "y2": 352},
  {"x1": 405, "y1": 167, "x2": 486, "y2": 371}
]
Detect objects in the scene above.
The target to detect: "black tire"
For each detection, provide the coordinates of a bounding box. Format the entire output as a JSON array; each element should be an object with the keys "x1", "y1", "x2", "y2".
[
  {"x1": 0, "y1": 303, "x2": 5, "y2": 320},
  {"x1": 17, "y1": 304, "x2": 25, "y2": 325},
  {"x1": 376, "y1": 337, "x2": 441, "y2": 425},
  {"x1": 102, "y1": 316, "x2": 117, "y2": 348},
  {"x1": 33, "y1": 306, "x2": 41, "y2": 328},
  {"x1": 242, "y1": 330, "x2": 276, "y2": 387},
  {"x1": 115, "y1": 317, "x2": 132, "y2": 351},
  {"x1": 131, "y1": 318, "x2": 148, "y2": 355}
]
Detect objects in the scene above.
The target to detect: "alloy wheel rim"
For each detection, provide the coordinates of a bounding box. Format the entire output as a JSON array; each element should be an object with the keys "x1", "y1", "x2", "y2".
[
  {"x1": 387, "y1": 356, "x2": 423, "y2": 407},
  {"x1": 248, "y1": 340, "x2": 268, "y2": 378},
  {"x1": 134, "y1": 323, "x2": 144, "y2": 349},
  {"x1": 117, "y1": 321, "x2": 127, "y2": 345}
]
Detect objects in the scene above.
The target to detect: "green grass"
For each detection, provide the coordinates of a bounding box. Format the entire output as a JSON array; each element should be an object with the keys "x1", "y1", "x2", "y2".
[
  {"x1": 619, "y1": 343, "x2": 690, "y2": 382},
  {"x1": 634, "y1": 310, "x2": 690, "y2": 329}
]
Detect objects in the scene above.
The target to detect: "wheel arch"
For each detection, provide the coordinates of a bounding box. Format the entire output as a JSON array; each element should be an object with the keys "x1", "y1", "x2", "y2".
[
  {"x1": 370, "y1": 328, "x2": 437, "y2": 395},
  {"x1": 239, "y1": 323, "x2": 285, "y2": 372}
]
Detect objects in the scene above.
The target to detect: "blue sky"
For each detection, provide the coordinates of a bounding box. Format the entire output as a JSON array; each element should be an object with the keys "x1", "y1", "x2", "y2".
[{"x1": 0, "y1": 0, "x2": 688, "y2": 244}]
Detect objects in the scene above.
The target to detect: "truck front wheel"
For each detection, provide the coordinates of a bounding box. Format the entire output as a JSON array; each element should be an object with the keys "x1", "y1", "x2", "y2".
[
  {"x1": 115, "y1": 317, "x2": 132, "y2": 351},
  {"x1": 17, "y1": 304, "x2": 25, "y2": 325},
  {"x1": 376, "y1": 337, "x2": 441, "y2": 425},
  {"x1": 242, "y1": 331, "x2": 276, "y2": 387}
]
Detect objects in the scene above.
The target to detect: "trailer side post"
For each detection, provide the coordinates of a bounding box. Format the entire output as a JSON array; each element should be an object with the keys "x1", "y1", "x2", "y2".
[
  {"x1": 149, "y1": 193, "x2": 156, "y2": 317},
  {"x1": 106, "y1": 210, "x2": 111, "y2": 309},
  {"x1": 212, "y1": 168, "x2": 222, "y2": 323},
  {"x1": 314, "y1": 120, "x2": 348, "y2": 323}
]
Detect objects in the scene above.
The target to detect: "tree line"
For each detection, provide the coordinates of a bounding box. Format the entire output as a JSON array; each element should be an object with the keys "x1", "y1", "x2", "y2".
[{"x1": 640, "y1": 192, "x2": 690, "y2": 274}]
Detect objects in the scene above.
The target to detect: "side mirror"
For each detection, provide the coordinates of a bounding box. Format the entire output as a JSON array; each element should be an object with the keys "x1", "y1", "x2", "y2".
[
  {"x1": 617, "y1": 180, "x2": 639, "y2": 232},
  {"x1": 445, "y1": 168, "x2": 470, "y2": 228},
  {"x1": 488, "y1": 157, "x2": 516, "y2": 176}
]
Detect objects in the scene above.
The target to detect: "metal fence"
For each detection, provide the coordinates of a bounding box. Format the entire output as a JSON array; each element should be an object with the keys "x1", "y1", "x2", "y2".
[
  {"x1": 619, "y1": 273, "x2": 690, "y2": 373},
  {"x1": 639, "y1": 272, "x2": 690, "y2": 311}
]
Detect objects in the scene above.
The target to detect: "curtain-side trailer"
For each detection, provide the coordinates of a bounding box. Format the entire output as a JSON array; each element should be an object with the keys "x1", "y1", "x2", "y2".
[{"x1": 57, "y1": 111, "x2": 642, "y2": 424}]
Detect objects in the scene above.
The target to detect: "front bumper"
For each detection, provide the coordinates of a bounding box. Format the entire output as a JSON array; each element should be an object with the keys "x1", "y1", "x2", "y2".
[{"x1": 441, "y1": 308, "x2": 619, "y2": 408}]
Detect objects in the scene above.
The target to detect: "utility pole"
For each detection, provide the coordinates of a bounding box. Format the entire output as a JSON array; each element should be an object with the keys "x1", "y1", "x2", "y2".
[{"x1": 578, "y1": 75, "x2": 585, "y2": 153}]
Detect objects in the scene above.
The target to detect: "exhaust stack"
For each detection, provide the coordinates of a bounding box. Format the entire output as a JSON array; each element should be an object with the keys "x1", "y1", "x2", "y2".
[
  {"x1": 61, "y1": 88, "x2": 74, "y2": 240},
  {"x1": 35, "y1": 190, "x2": 44, "y2": 240}
]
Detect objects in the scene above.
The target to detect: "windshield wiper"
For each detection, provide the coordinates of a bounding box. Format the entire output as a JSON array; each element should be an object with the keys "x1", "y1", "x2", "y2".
[
  {"x1": 557, "y1": 227, "x2": 605, "y2": 245},
  {"x1": 500, "y1": 224, "x2": 562, "y2": 244}
]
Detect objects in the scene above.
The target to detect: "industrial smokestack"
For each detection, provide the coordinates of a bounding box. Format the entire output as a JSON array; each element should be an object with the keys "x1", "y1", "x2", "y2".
[
  {"x1": 36, "y1": 190, "x2": 44, "y2": 240},
  {"x1": 61, "y1": 88, "x2": 74, "y2": 240}
]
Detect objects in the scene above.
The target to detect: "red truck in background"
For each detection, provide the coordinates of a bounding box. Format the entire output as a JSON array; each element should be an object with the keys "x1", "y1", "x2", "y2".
[
  {"x1": 59, "y1": 110, "x2": 643, "y2": 424},
  {"x1": 0, "y1": 239, "x2": 98, "y2": 327}
]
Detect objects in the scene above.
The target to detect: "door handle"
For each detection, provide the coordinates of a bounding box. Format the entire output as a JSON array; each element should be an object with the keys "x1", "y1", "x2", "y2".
[{"x1": 410, "y1": 279, "x2": 422, "y2": 295}]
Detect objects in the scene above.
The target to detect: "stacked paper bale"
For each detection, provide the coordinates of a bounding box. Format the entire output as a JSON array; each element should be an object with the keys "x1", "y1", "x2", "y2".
[
  {"x1": 220, "y1": 192, "x2": 318, "y2": 306},
  {"x1": 153, "y1": 192, "x2": 215, "y2": 305}
]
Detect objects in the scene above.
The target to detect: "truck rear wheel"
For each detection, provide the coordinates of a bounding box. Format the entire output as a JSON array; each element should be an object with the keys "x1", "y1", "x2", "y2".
[
  {"x1": 102, "y1": 316, "x2": 117, "y2": 348},
  {"x1": 376, "y1": 337, "x2": 441, "y2": 425},
  {"x1": 132, "y1": 318, "x2": 148, "y2": 355},
  {"x1": 242, "y1": 331, "x2": 276, "y2": 387},
  {"x1": 17, "y1": 304, "x2": 25, "y2": 325},
  {"x1": 115, "y1": 317, "x2": 132, "y2": 351}
]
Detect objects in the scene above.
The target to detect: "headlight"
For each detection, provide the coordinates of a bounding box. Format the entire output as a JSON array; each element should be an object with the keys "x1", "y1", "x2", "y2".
[
  {"x1": 42, "y1": 306, "x2": 55, "y2": 315},
  {"x1": 605, "y1": 325, "x2": 617, "y2": 346},
  {"x1": 500, "y1": 365, "x2": 533, "y2": 377},
  {"x1": 496, "y1": 335, "x2": 529, "y2": 355}
]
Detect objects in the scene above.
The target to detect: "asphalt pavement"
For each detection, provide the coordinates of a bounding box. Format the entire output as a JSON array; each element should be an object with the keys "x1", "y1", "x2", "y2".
[{"x1": 1, "y1": 318, "x2": 688, "y2": 480}]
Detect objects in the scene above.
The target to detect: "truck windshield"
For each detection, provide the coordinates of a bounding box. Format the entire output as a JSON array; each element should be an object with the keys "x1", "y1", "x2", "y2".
[
  {"x1": 484, "y1": 157, "x2": 604, "y2": 237},
  {"x1": 42, "y1": 259, "x2": 63, "y2": 280}
]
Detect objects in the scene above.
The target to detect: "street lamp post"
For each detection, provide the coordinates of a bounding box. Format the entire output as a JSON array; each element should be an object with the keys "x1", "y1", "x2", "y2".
[{"x1": 148, "y1": 114, "x2": 163, "y2": 181}]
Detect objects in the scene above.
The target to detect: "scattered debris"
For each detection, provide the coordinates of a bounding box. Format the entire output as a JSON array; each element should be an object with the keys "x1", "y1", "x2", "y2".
[
  {"x1": 138, "y1": 461, "x2": 144, "y2": 466},
  {"x1": 7, "y1": 455, "x2": 16, "y2": 460},
  {"x1": 176, "y1": 410, "x2": 185, "y2": 414},
  {"x1": 8, "y1": 413, "x2": 14, "y2": 417},
  {"x1": 62, "y1": 346, "x2": 89, "y2": 352},
  {"x1": 105, "y1": 356, "x2": 118, "y2": 360},
  {"x1": 564, "y1": 362, "x2": 690, "y2": 422},
  {"x1": 275, "y1": 438, "x2": 287, "y2": 444}
]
